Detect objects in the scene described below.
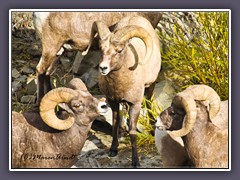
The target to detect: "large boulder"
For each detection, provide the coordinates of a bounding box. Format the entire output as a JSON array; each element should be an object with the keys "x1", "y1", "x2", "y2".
[{"x1": 153, "y1": 80, "x2": 177, "y2": 110}]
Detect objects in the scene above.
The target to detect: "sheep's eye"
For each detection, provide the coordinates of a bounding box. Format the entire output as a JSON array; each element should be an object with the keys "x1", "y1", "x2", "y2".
[
  {"x1": 73, "y1": 103, "x2": 83, "y2": 109},
  {"x1": 116, "y1": 48, "x2": 123, "y2": 53}
]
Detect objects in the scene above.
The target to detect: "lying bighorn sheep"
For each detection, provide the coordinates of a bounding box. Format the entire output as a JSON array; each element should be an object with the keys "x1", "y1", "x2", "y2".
[
  {"x1": 84, "y1": 15, "x2": 161, "y2": 167},
  {"x1": 33, "y1": 12, "x2": 162, "y2": 104},
  {"x1": 155, "y1": 84, "x2": 228, "y2": 168},
  {"x1": 12, "y1": 78, "x2": 108, "y2": 168}
]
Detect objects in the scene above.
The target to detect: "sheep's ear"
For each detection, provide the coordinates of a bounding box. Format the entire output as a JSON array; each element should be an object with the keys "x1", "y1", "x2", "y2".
[
  {"x1": 201, "y1": 100, "x2": 210, "y2": 111},
  {"x1": 58, "y1": 103, "x2": 74, "y2": 115}
]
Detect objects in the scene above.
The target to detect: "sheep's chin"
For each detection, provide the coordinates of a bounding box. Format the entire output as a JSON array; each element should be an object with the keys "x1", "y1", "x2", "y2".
[
  {"x1": 100, "y1": 72, "x2": 108, "y2": 76},
  {"x1": 155, "y1": 116, "x2": 167, "y2": 131},
  {"x1": 100, "y1": 70, "x2": 110, "y2": 76}
]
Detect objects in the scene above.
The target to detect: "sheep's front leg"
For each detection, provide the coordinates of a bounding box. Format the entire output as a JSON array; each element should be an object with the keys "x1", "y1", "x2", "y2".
[
  {"x1": 37, "y1": 72, "x2": 51, "y2": 105},
  {"x1": 108, "y1": 98, "x2": 120, "y2": 157},
  {"x1": 36, "y1": 42, "x2": 63, "y2": 105},
  {"x1": 129, "y1": 102, "x2": 141, "y2": 168}
]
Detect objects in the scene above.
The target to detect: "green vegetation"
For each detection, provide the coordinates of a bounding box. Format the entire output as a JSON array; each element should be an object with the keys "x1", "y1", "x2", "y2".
[
  {"x1": 137, "y1": 96, "x2": 161, "y2": 146},
  {"x1": 158, "y1": 12, "x2": 229, "y2": 100},
  {"x1": 137, "y1": 12, "x2": 229, "y2": 146}
]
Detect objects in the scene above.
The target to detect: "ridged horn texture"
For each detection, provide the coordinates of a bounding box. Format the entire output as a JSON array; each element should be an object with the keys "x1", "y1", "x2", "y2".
[
  {"x1": 82, "y1": 21, "x2": 111, "y2": 56},
  {"x1": 111, "y1": 25, "x2": 153, "y2": 65},
  {"x1": 171, "y1": 84, "x2": 221, "y2": 137},
  {"x1": 40, "y1": 87, "x2": 77, "y2": 130}
]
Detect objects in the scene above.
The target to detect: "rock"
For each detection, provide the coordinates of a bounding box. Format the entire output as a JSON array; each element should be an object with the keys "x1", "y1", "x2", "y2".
[
  {"x1": 73, "y1": 50, "x2": 101, "y2": 76},
  {"x1": 16, "y1": 75, "x2": 27, "y2": 83},
  {"x1": 137, "y1": 123, "x2": 150, "y2": 134},
  {"x1": 72, "y1": 51, "x2": 84, "y2": 74},
  {"x1": 16, "y1": 60, "x2": 26, "y2": 64},
  {"x1": 26, "y1": 77, "x2": 37, "y2": 95},
  {"x1": 21, "y1": 66, "x2": 34, "y2": 74},
  {"x1": 12, "y1": 68, "x2": 20, "y2": 79},
  {"x1": 60, "y1": 57, "x2": 72, "y2": 70},
  {"x1": 80, "y1": 67, "x2": 99, "y2": 89},
  {"x1": 81, "y1": 140, "x2": 99, "y2": 154},
  {"x1": 27, "y1": 44, "x2": 42, "y2": 57},
  {"x1": 153, "y1": 80, "x2": 177, "y2": 110},
  {"x1": 21, "y1": 95, "x2": 36, "y2": 104},
  {"x1": 12, "y1": 80, "x2": 22, "y2": 94}
]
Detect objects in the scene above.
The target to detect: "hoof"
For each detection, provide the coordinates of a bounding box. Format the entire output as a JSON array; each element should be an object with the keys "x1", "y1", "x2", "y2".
[
  {"x1": 132, "y1": 162, "x2": 141, "y2": 168},
  {"x1": 109, "y1": 150, "x2": 118, "y2": 157},
  {"x1": 132, "y1": 164, "x2": 141, "y2": 168}
]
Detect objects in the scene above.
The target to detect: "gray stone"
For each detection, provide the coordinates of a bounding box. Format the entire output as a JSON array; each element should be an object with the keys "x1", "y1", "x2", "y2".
[
  {"x1": 80, "y1": 67, "x2": 99, "y2": 89},
  {"x1": 21, "y1": 95, "x2": 36, "y2": 104},
  {"x1": 21, "y1": 66, "x2": 34, "y2": 74},
  {"x1": 26, "y1": 78, "x2": 37, "y2": 95},
  {"x1": 72, "y1": 51, "x2": 84, "y2": 74},
  {"x1": 60, "y1": 57, "x2": 72, "y2": 70},
  {"x1": 137, "y1": 123, "x2": 150, "y2": 134},
  {"x1": 12, "y1": 80, "x2": 22, "y2": 94},
  {"x1": 16, "y1": 75, "x2": 27, "y2": 83},
  {"x1": 153, "y1": 80, "x2": 177, "y2": 110},
  {"x1": 16, "y1": 60, "x2": 26, "y2": 64},
  {"x1": 73, "y1": 50, "x2": 101, "y2": 76},
  {"x1": 12, "y1": 68, "x2": 20, "y2": 79}
]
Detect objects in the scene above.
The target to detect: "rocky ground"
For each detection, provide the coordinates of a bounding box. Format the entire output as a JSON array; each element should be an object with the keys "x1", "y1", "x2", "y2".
[{"x1": 11, "y1": 12, "x2": 179, "y2": 169}]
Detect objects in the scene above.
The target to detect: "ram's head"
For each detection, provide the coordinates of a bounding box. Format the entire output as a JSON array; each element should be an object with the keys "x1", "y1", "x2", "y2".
[
  {"x1": 83, "y1": 21, "x2": 154, "y2": 76},
  {"x1": 156, "y1": 84, "x2": 221, "y2": 137},
  {"x1": 40, "y1": 78, "x2": 108, "y2": 130}
]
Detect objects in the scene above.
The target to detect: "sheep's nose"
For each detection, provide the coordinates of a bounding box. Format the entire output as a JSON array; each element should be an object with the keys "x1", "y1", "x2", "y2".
[
  {"x1": 98, "y1": 102, "x2": 108, "y2": 115},
  {"x1": 99, "y1": 66, "x2": 108, "y2": 71},
  {"x1": 101, "y1": 103, "x2": 108, "y2": 109}
]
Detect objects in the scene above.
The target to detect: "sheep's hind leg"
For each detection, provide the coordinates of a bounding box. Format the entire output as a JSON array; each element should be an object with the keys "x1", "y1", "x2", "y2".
[
  {"x1": 108, "y1": 98, "x2": 120, "y2": 157},
  {"x1": 144, "y1": 82, "x2": 156, "y2": 135},
  {"x1": 129, "y1": 102, "x2": 141, "y2": 168},
  {"x1": 145, "y1": 82, "x2": 156, "y2": 100}
]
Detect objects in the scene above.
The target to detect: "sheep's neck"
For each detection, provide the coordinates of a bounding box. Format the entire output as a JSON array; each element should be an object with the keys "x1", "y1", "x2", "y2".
[{"x1": 181, "y1": 103, "x2": 217, "y2": 165}]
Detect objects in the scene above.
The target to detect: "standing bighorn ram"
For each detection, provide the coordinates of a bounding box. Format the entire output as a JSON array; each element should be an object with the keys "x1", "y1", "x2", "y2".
[
  {"x1": 12, "y1": 78, "x2": 108, "y2": 168},
  {"x1": 155, "y1": 84, "x2": 228, "y2": 168},
  {"x1": 33, "y1": 11, "x2": 162, "y2": 104},
  {"x1": 84, "y1": 15, "x2": 161, "y2": 167}
]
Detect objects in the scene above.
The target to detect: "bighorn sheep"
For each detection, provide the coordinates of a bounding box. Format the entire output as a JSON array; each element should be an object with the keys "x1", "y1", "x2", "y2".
[
  {"x1": 84, "y1": 15, "x2": 161, "y2": 167},
  {"x1": 155, "y1": 84, "x2": 228, "y2": 168},
  {"x1": 12, "y1": 78, "x2": 108, "y2": 168},
  {"x1": 33, "y1": 11, "x2": 162, "y2": 104}
]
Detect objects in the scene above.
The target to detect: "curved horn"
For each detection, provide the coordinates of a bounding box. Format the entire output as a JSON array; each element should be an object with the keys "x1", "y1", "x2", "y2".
[
  {"x1": 182, "y1": 84, "x2": 221, "y2": 120},
  {"x1": 170, "y1": 94, "x2": 197, "y2": 137},
  {"x1": 67, "y1": 78, "x2": 88, "y2": 91},
  {"x1": 82, "y1": 21, "x2": 111, "y2": 56},
  {"x1": 40, "y1": 87, "x2": 78, "y2": 130},
  {"x1": 170, "y1": 84, "x2": 221, "y2": 137},
  {"x1": 111, "y1": 25, "x2": 153, "y2": 65}
]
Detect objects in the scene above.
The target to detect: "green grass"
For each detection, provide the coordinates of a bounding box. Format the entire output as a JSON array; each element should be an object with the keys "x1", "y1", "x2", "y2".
[{"x1": 137, "y1": 96, "x2": 162, "y2": 146}]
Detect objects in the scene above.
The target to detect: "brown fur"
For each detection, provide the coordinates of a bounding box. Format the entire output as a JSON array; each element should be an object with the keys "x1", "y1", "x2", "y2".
[
  {"x1": 98, "y1": 16, "x2": 161, "y2": 167},
  {"x1": 34, "y1": 12, "x2": 162, "y2": 104},
  {"x1": 12, "y1": 79, "x2": 106, "y2": 168},
  {"x1": 159, "y1": 101, "x2": 228, "y2": 168},
  {"x1": 182, "y1": 102, "x2": 228, "y2": 168}
]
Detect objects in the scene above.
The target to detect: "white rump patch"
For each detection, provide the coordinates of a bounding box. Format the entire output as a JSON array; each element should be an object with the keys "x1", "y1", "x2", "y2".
[{"x1": 33, "y1": 12, "x2": 50, "y2": 33}]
